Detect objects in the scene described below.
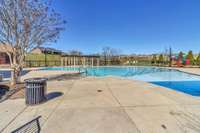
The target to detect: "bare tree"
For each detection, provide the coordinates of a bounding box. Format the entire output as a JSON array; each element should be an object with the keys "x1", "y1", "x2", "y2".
[
  {"x1": 0, "y1": 0, "x2": 65, "y2": 85},
  {"x1": 102, "y1": 47, "x2": 121, "y2": 65}
]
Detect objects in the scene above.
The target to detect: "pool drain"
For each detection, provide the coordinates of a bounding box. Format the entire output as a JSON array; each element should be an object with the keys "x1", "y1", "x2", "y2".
[
  {"x1": 161, "y1": 124, "x2": 167, "y2": 129},
  {"x1": 97, "y1": 90, "x2": 102, "y2": 92}
]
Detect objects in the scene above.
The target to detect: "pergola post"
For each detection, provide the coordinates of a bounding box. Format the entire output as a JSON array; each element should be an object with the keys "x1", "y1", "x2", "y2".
[
  {"x1": 97, "y1": 58, "x2": 100, "y2": 66},
  {"x1": 61, "y1": 58, "x2": 63, "y2": 66},
  {"x1": 71, "y1": 57, "x2": 73, "y2": 66},
  {"x1": 92, "y1": 57, "x2": 94, "y2": 67},
  {"x1": 74, "y1": 56, "x2": 76, "y2": 66},
  {"x1": 84, "y1": 57, "x2": 85, "y2": 66}
]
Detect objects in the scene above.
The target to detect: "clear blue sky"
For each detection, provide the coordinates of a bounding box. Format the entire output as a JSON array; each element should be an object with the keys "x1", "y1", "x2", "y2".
[{"x1": 50, "y1": 0, "x2": 200, "y2": 54}]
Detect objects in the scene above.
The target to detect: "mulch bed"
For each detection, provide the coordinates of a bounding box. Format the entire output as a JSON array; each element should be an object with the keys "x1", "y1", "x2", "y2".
[
  {"x1": 9, "y1": 84, "x2": 25, "y2": 99},
  {"x1": 9, "y1": 83, "x2": 25, "y2": 99}
]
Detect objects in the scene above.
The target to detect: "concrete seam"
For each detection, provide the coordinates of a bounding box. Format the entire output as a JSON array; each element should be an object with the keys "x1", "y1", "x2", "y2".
[
  {"x1": 0, "y1": 106, "x2": 28, "y2": 133},
  {"x1": 105, "y1": 81, "x2": 142, "y2": 133},
  {"x1": 40, "y1": 79, "x2": 78, "y2": 127}
]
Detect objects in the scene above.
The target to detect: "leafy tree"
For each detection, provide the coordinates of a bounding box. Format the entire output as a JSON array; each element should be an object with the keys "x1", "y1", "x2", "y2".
[
  {"x1": 158, "y1": 54, "x2": 164, "y2": 64},
  {"x1": 151, "y1": 55, "x2": 157, "y2": 64},
  {"x1": 169, "y1": 47, "x2": 172, "y2": 67},
  {"x1": 186, "y1": 50, "x2": 195, "y2": 65},
  {"x1": 0, "y1": 0, "x2": 65, "y2": 85},
  {"x1": 196, "y1": 53, "x2": 200, "y2": 65},
  {"x1": 178, "y1": 52, "x2": 183, "y2": 61}
]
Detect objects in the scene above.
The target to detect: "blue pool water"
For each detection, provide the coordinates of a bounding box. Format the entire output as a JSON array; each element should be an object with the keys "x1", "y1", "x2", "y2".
[
  {"x1": 151, "y1": 81, "x2": 200, "y2": 96},
  {"x1": 43, "y1": 66, "x2": 200, "y2": 96}
]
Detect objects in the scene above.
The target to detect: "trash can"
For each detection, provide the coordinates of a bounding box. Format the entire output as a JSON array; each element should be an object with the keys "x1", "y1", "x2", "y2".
[{"x1": 25, "y1": 78, "x2": 47, "y2": 105}]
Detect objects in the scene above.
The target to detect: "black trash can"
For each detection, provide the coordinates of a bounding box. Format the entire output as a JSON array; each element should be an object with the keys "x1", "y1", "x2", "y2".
[{"x1": 25, "y1": 78, "x2": 47, "y2": 105}]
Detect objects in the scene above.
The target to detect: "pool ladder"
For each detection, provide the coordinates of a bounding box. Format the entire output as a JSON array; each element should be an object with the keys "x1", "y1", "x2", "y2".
[{"x1": 79, "y1": 67, "x2": 88, "y2": 76}]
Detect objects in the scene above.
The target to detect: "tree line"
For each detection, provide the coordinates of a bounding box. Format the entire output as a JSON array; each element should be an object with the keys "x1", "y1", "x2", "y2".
[{"x1": 151, "y1": 50, "x2": 200, "y2": 66}]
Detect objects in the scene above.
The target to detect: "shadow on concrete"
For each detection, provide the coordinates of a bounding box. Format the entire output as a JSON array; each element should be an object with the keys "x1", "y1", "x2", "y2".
[
  {"x1": 0, "y1": 85, "x2": 9, "y2": 99},
  {"x1": 46, "y1": 92, "x2": 63, "y2": 101}
]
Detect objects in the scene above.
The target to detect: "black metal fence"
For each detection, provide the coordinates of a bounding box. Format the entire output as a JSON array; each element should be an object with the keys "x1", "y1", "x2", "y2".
[{"x1": 25, "y1": 60, "x2": 61, "y2": 67}]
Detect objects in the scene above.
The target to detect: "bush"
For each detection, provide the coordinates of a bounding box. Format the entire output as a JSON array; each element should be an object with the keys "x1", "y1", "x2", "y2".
[
  {"x1": 186, "y1": 50, "x2": 195, "y2": 65},
  {"x1": 158, "y1": 54, "x2": 164, "y2": 64},
  {"x1": 151, "y1": 55, "x2": 157, "y2": 64},
  {"x1": 196, "y1": 53, "x2": 200, "y2": 65}
]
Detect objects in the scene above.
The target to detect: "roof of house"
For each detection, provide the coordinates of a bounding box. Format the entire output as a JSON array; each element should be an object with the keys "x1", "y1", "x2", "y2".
[
  {"x1": 61, "y1": 54, "x2": 100, "y2": 58},
  {"x1": 31, "y1": 47, "x2": 100, "y2": 57},
  {"x1": 33, "y1": 47, "x2": 62, "y2": 53}
]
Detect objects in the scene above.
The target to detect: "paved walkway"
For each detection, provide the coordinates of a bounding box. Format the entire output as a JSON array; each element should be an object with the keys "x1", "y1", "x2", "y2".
[
  {"x1": 1, "y1": 77, "x2": 200, "y2": 133},
  {"x1": 20, "y1": 70, "x2": 80, "y2": 81},
  {"x1": 176, "y1": 67, "x2": 200, "y2": 75}
]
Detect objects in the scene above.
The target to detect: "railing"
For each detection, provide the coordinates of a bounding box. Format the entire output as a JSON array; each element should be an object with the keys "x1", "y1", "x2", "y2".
[
  {"x1": 25, "y1": 60, "x2": 61, "y2": 67},
  {"x1": 25, "y1": 60, "x2": 99, "y2": 67},
  {"x1": 78, "y1": 66, "x2": 88, "y2": 75}
]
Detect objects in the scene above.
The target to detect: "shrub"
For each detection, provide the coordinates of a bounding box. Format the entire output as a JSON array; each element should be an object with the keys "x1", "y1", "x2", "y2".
[
  {"x1": 151, "y1": 55, "x2": 157, "y2": 64},
  {"x1": 186, "y1": 50, "x2": 195, "y2": 65},
  {"x1": 158, "y1": 54, "x2": 164, "y2": 64},
  {"x1": 196, "y1": 53, "x2": 200, "y2": 65}
]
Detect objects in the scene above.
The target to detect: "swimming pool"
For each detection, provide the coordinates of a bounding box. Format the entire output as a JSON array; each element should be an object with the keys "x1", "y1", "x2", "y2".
[{"x1": 44, "y1": 66, "x2": 200, "y2": 96}]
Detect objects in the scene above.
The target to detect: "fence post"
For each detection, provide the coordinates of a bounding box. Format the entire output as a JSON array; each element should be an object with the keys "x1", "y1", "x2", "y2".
[{"x1": 45, "y1": 53, "x2": 47, "y2": 67}]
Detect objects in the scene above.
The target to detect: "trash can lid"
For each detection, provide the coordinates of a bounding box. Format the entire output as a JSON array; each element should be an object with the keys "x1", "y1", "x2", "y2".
[{"x1": 25, "y1": 78, "x2": 47, "y2": 83}]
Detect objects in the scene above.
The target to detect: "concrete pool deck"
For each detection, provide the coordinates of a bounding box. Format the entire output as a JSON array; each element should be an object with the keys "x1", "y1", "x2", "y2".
[
  {"x1": 20, "y1": 70, "x2": 81, "y2": 81},
  {"x1": 0, "y1": 68, "x2": 81, "y2": 81},
  {"x1": 175, "y1": 67, "x2": 200, "y2": 76},
  {"x1": 1, "y1": 77, "x2": 200, "y2": 133}
]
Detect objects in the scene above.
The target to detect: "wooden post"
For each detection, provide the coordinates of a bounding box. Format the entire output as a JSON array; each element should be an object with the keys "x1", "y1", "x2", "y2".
[
  {"x1": 169, "y1": 47, "x2": 172, "y2": 67},
  {"x1": 84, "y1": 57, "x2": 86, "y2": 66},
  {"x1": 74, "y1": 56, "x2": 76, "y2": 66},
  {"x1": 67, "y1": 57, "x2": 69, "y2": 66},
  {"x1": 71, "y1": 57, "x2": 72, "y2": 66},
  {"x1": 92, "y1": 57, "x2": 94, "y2": 67},
  {"x1": 97, "y1": 58, "x2": 100, "y2": 66},
  {"x1": 44, "y1": 52, "x2": 47, "y2": 67},
  {"x1": 61, "y1": 58, "x2": 63, "y2": 66},
  {"x1": 70, "y1": 57, "x2": 71, "y2": 66}
]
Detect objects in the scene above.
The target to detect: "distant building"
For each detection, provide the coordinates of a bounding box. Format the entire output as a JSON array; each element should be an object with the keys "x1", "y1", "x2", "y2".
[
  {"x1": 0, "y1": 45, "x2": 12, "y2": 65},
  {"x1": 0, "y1": 53, "x2": 9, "y2": 65}
]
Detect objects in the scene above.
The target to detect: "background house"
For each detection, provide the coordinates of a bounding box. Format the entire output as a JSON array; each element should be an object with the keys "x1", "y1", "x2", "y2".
[
  {"x1": 26, "y1": 47, "x2": 100, "y2": 67},
  {"x1": 0, "y1": 53, "x2": 9, "y2": 65},
  {"x1": 0, "y1": 45, "x2": 12, "y2": 65},
  {"x1": 31, "y1": 47, "x2": 62, "y2": 55}
]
